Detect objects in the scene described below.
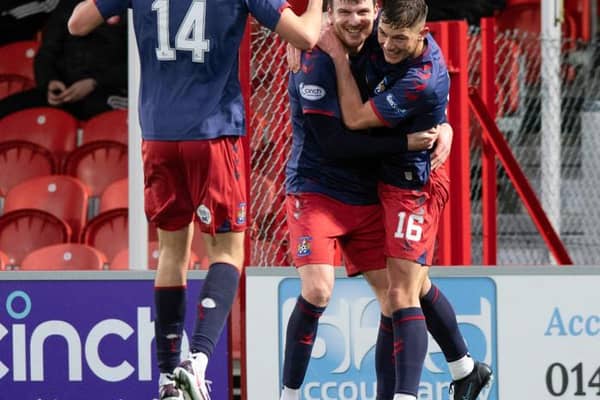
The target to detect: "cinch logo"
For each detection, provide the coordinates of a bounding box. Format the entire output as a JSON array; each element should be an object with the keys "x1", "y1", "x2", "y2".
[
  {"x1": 0, "y1": 290, "x2": 191, "y2": 383},
  {"x1": 278, "y1": 277, "x2": 498, "y2": 400},
  {"x1": 299, "y1": 83, "x2": 326, "y2": 101}
]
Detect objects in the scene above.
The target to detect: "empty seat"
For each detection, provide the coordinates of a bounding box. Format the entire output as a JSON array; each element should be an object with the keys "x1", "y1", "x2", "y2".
[
  {"x1": 0, "y1": 40, "x2": 39, "y2": 80},
  {"x1": 3, "y1": 175, "x2": 88, "y2": 241},
  {"x1": 99, "y1": 178, "x2": 128, "y2": 213},
  {"x1": 81, "y1": 208, "x2": 128, "y2": 262},
  {"x1": 110, "y1": 241, "x2": 200, "y2": 270},
  {"x1": 19, "y1": 243, "x2": 107, "y2": 271},
  {"x1": 0, "y1": 141, "x2": 57, "y2": 197},
  {"x1": 64, "y1": 140, "x2": 128, "y2": 198},
  {"x1": 81, "y1": 109, "x2": 128, "y2": 145},
  {"x1": 0, "y1": 107, "x2": 78, "y2": 165},
  {"x1": 0, "y1": 74, "x2": 35, "y2": 101},
  {"x1": 0, "y1": 209, "x2": 70, "y2": 266}
]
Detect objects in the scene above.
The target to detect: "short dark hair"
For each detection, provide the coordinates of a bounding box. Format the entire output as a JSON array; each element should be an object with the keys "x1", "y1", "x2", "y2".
[
  {"x1": 327, "y1": 0, "x2": 377, "y2": 12},
  {"x1": 380, "y1": 0, "x2": 428, "y2": 29}
]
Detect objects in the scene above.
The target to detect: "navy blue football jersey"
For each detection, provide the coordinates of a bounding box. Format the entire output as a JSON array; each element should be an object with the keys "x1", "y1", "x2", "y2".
[
  {"x1": 286, "y1": 48, "x2": 380, "y2": 205},
  {"x1": 365, "y1": 33, "x2": 450, "y2": 189},
  {"x1": 95, "y1": 0, "x2": 287, "y2": 140}
]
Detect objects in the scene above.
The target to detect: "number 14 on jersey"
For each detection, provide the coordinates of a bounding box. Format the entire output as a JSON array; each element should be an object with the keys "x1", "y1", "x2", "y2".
[{"x1": 152, "y1": 0, "x2": 210, "y2": 63}]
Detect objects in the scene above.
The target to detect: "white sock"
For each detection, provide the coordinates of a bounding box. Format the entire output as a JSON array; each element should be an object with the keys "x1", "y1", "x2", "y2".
[
  {"x1": 393, "y1": 394, "x2": 416, "y2": 400},
  {"x1": 191, "y1": 352, "x2": 209, "y2": 376},
  {"x1": 448, "y1": 355, "x2": 475, "y2": 381},
  {"x1": 280, "y1": 386, "x2": 300, "y2": 400},
  {"x1": 158, "y1": 372, "x2": 175, "y2": 387}
]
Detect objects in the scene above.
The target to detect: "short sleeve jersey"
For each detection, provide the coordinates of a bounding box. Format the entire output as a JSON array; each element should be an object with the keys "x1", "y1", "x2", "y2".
[
  {"x1": 286, "y1": 48, "x2": 379, "y2": 205},
  {"x1": 364, "y1": 32, "x2": 450, "y2": 189},
  {"x1": 95, "y1": 0, "x2": 288, "y2": 140}
]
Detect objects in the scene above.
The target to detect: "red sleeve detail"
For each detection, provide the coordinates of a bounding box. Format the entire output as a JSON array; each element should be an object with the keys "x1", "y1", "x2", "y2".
[
  {"x1": 369, "y1": 98, "x2": 392, "y2": 127},
  {"x1": 303, "y1": 109, "x2": 335, "y2": 117}
]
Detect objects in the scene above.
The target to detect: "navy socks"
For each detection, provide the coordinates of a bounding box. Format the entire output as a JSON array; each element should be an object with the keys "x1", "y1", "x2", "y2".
[
  {"x1": 282, "y1": 296, "x2": 326, "y2": 389},
  {"x1": 392, "y1": 307, "x2": 427, "y2": 396},
  {"x1": 191, "y1": 262, "x2": 240, "y2": 357},
  {"x1": 375, "y1": 314, "x2": 395, "y2": 400},
  {"x1": 154, "y1": 286, "x2": 186, "y2": 373},
  {"x1": 421, "y1": 284, "x2": 468, "y2": 361}
]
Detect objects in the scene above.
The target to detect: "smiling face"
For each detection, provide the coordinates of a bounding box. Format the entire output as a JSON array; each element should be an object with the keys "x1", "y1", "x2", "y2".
[
  {"x1": 376, "y1": 0, "x2": 428, "y2": 64},
  {"x1": 328, "y1": 0, "x2": 377, "y2": 54},
  {"x1": 377, "y1": 20, "x2": 427, "y2": 64}
]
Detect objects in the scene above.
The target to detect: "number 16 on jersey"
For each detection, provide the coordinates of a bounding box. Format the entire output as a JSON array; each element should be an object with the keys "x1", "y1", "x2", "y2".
[{"x1": 394, "y1": 212, "x2": 424, "y2": 242}]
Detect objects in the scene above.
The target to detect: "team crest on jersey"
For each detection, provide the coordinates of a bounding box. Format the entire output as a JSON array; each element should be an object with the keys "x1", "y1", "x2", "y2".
[
  {"x1": 299, "y1": 83, "x2": 326, "y2": 101},
  {"x1": 236, "y1": 202, "x2": 247, "y2": 224},
  {"x1": 196, "y1": 204, "x2": 212, "y2": 225},
  {"x1": 374, "y1": 78, "x2": 387, "y2": 94},
  {"x1": 296, "y1": 236, "x2": 312, "y2": 257}
]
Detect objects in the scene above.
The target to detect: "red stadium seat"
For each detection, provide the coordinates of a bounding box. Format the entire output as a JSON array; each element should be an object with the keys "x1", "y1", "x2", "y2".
[
  {"x1": 99, "y1": 178, "x2": 128, "y2": 213},
  {"x1": 81, "y1": 109, "x2": 128, "y2": 145},
  {"x1": 0, "y1": 141, "x2": 57, "y2": 197},
  {"x1": 0, "y1": 74, "x2": 35, "y2": 101},
  {"x1": 81, "y1": 208, "x2": 128, "y2": 263},
  {"x1": 0, "y1": 40, "x2": 39, "y2": 81},
  {"x1": 3, "y1": 175, "x2": 88, "y2": 241},
  {"x1": 110, "y1": 241, "x2": 201, "y2": 270},
  {"x1": 63, "y1": 140, "x2": 128, "y2": 197},
  {"x1": 0, "y1": 107, "x2": 78, "y2": 165},
  {"x1": 0, "y1": 250, "x2": 9, "y2": 270},
  {"x1": 0, "y1": 209, "x2": 71, "y2": 266},
  {"x1": 19, "y1": 243, "x2": 107, "y2": 271}
]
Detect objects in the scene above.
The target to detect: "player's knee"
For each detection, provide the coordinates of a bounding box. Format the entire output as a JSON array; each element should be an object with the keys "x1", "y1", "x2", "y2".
[
  {"x1": 387, "y1": 286, "x2": 419, "y2": 309},
  {"x1": 302, "y1": 283, "x2": 332, "y2": 307}
]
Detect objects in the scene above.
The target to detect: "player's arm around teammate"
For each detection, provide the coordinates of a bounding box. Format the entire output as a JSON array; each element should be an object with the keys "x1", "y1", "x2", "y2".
[{"x1": 319, "y1": 2, "x2": 493, "y2": 399}]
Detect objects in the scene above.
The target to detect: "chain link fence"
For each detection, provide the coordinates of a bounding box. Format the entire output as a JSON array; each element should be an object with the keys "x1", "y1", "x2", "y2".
[
  {"x1": 468, "y1": 28, "x2": 600, "y2": 264},
  {"x1": 248, "y1": 23, "x2": 291, "y2": 266},
  {"x1": 248, "y1": 20, "x2": 600, "y2": 266}
]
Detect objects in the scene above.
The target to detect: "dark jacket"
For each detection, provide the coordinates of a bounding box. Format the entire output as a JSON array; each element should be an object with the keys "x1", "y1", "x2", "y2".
[
  {"x1": 426, "y1": 0, "x2": 506, "y2": 26},
  {"x1": 34, "y1": 0, "x2": 127, "y2": 93}
]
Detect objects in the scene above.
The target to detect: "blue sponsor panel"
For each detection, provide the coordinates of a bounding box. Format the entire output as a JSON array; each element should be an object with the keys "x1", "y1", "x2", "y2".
[
  {"x1": 0, "y1": 279, "x2": 229, "y2": 400},
  {"x1": 278, "y1": 277, "x2": 497, "y2": 400},
  {"x1": 421, "y1": 278, "x2": 498, "y2": 400}
]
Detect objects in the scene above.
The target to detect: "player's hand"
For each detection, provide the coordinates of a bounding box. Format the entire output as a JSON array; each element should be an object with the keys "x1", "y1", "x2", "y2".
[
  {"x1": 431, "y1": 122, "x2": 453, "y2": 170},
  {"x1": 47, "y1": 80, "x2": 66, "y2": 105},
  {"x1": 407, "y1": 128, "x2": 439, "y2": 151},
  {"x1": 106, "y1": 15, "x2": 120, "y2": 24},
  {"x1": 60, "y1": 78, "x2": 97, "y2": 103},
  {"x1": 317, "y1": 23, "x2": 346, "y2": 60},
  {"x1": 286, "y1": 43, "x2": 301, "y2": 73}
]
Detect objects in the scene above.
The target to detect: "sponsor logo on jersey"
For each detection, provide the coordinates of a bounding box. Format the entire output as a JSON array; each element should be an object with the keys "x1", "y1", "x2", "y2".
[
  {"x1": 196, "y1": 204, "x2": 212, "y2": 225},
  {"x1": 299, "y1": 83, "x2": 326, "y2": 101},
  {"x1": 296, "y1": 236, "x2": 312, "y2": 257},
  {"x1": 386, "y1": 93, "x2": 407, "y2": 116}
]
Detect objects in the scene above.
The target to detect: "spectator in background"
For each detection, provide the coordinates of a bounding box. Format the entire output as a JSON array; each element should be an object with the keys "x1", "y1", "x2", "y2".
[
  {"x1": 0, "y1": 0, "x2": 127, "y2": 120},
  {"x1": 0, "y1": 0, "x2": 59, "y2": 45}
]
